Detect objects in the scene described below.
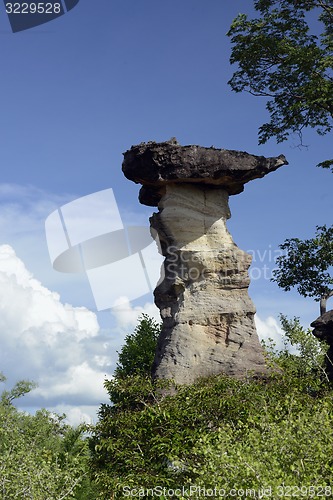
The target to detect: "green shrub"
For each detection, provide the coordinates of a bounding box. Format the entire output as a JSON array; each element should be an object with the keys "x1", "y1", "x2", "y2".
[
  {"x1": 90, "y1": 315, "x2": 333, "y2": 499},
  {"x1": 0, "y1": 373, "x2": 95, "y2": 499}
]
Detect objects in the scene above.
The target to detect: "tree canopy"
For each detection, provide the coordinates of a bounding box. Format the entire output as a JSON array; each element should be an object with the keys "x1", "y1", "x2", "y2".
[
  {"x1": 227, "y1": 0, "x2": 333, "y2": 170},
  {"x1": 114, "y1": 313, "x2": 161, "y2": 379},
  {"x1": 272, "y1": 225, "x2": 333, "y2": 315},
  {"x1": 91, "y1": 316, "x2": 333, "y2": 498},
  {"x1": 96, "y1": 314, "x2": 161, "y2": 416}
]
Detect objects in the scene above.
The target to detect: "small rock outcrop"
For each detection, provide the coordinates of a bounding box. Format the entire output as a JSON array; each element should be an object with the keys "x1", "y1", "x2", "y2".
[
  {"x1": 311, "y1": 311, "x2": 333, "y2": 380},
  {"x1": 122, "y1": 140, "x2": 288, "y2": 385}
]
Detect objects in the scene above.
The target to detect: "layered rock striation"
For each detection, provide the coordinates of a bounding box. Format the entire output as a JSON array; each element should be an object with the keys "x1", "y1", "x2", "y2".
[{"x1": 123, "y1": 139, "x2": 288, "y2": 385}]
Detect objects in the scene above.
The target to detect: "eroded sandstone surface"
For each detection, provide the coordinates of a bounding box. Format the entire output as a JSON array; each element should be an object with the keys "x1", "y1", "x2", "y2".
[{"x1": 122, "y1": 140, "x2": 288, "y2": 385}]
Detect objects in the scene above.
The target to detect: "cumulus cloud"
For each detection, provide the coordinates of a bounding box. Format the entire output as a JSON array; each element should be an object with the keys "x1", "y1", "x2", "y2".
[
  {"x1": 112, "y1": 296, "x2": 161, "y2": 330},
  {"x1": 51, "y1": 404, "x2": 97, "y2": 426},
  {"x1": 0, "y1": 183, "x2": 89, "y2": 304},
  {"x1": 255, "y1": 314, "x2": 285, "y2": 351},
  {"x1": 0, "y1": 244, "x2": 113, "y2": 420},
  {"x1": 0, "y1": 183, "x2": 163, "y2": 424}
]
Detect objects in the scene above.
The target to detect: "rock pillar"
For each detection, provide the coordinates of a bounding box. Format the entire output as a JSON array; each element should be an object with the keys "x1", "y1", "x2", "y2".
[{"x1": 122, "y1": 139, "x2": 288, "y2": 384}]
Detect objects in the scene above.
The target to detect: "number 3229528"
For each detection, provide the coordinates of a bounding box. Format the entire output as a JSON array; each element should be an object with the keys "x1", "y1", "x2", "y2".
[{"x1": 5, "y1": 3, "x2": 62, "y2": 14}]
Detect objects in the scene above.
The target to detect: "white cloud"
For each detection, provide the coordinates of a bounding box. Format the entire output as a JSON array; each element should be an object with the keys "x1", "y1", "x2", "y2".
[
  {"x1": 0, "y1": 183, "x2": 163, "y2": 424},
  {"x1": 0, "y1": 183, "x2": 90, "y2": 305},
  {"x1": 0, "y1": 184, "x2": 72, "y2": 237},
  {"x1": 0, "y1": 244, "x2": 113, "y2": 413},
  {"x1": 46, "y1": 404, "x2": 100, "y2": 426},
  {"x1": 112, "y1": 296, "x2": 161, "y2": 329},
  {"x1": 56, "y1": 406, "x2": 95, "y2": 426},
  {"x1": 255, "y1": 314, "x2": 285, "y2": 351},
  {"x1": 34, "y1": 362, "x2": 108, "y2": 401}
]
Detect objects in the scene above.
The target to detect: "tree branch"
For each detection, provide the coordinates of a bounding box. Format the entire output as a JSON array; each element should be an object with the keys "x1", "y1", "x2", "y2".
[{"x1": 315, "y1": 0, "x2": 333, "y2": 21}]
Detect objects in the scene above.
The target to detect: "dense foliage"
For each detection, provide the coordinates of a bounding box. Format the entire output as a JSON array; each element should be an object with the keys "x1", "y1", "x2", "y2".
[
  {"x1": 98, "y1": 314, "x2": 161, "y2": 414},
  {"x1": 90, "y1": 315, "x2": 333, "y2": 499},
  {"x1": 0, "y1": 315, "x2": 161, "y2": 498},
  {"x1": 2, "y1": 313, "x2": 332, "y2": 499},
  {"x1": 0, "y1": 373, "x2": 95, "y2": 499},
  {"x1": 227, "y1": 0, "x2": 333, "y2": 170},
  {"x1": 114, "y1": 313, "x2": 161, "y2": 379},
  {"x1": 271, "y1": 225, "x2": 333, "y2": 315}
]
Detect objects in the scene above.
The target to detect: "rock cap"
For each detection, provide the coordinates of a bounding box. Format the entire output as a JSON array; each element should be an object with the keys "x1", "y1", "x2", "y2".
[
  {"x1": 122, "y1": 139, "x2": 288, "y2": 206},
  {"x1": 311, "y1": 310, "x2": 333, "y2": 341}
]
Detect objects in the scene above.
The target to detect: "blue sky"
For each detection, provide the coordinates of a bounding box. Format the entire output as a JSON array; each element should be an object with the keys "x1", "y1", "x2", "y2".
[{"x1": 0, "y1": 0, "x2": 332, "y2": 424}]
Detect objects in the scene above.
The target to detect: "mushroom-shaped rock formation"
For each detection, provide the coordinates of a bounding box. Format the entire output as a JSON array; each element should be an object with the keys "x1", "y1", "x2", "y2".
[
  {"x1": 122, "y1": 140, "x2": 288, "y2": 385},
  {"x1": 311, "y1": 311, "x2": 333, "y2": 380}
]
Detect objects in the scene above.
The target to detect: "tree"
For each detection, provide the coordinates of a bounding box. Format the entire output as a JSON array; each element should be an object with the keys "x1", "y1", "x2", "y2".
[
  {"x1": 91, "y1": 315, "x2": 333, "y2": 498},
  {"x1": 0, "y1": 374, "x2": 37, "y2": 406},
  {"x1": 114, "y1": 313, "x2": 161, "y2": 379},
  {"x1": 91, "y1": 355, "x2": 333, "y2": 498},
  {"x1": 227, "y1": 0, "x2": 333, "y2": 170},
  {"x1": 0, "y1": 373, "x2": 95, "y2": 499},
  {"x1": 96, "y1": 314, "x2": 161, "y2": 416},
  {"x1": 271, "y1": 225, "x2": 333, "y2": 315},
  {"x1": 263, "y1": 314, "x2": 329, "y2": 381}
]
